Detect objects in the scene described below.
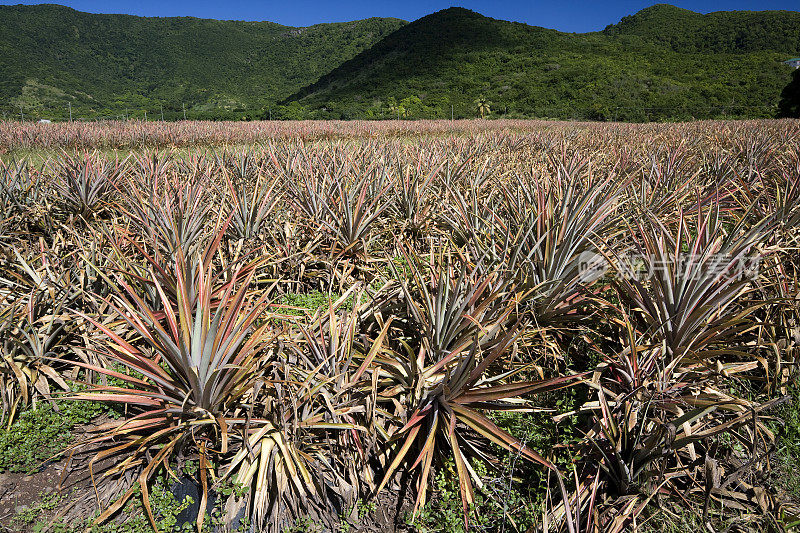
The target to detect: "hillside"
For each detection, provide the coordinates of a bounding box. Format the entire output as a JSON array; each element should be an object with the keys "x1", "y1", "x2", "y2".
[
  {"x1": 0, "y1": 4, "x2": 405, "y2": 120},
  {"x1": 2, "y1": 4, "x2": 799, "y2": 122},
  {"x1": 604, "y1": 4, "x2": 800, "y2": 53},
  {"x1": 285, "y1": 6, "x2": 800, "y2": 121}
]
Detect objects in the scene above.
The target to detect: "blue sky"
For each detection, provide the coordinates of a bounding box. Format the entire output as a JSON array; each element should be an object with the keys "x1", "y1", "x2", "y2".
[{"x1": 1, "y1": 1, "x2": 797, "y2": 32}]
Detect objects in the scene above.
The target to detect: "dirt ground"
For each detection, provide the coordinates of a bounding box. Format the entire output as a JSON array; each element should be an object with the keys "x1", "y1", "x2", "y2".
[
  {"x1": 0, "y1": 415, "x2": 416, "y2": 532},
  {"x1": 0, "y1": 416, "x2": 134, "y2": 532}
]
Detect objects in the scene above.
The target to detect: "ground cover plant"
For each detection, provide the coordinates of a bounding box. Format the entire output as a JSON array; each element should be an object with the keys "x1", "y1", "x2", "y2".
[{"x1": 0, "y1": 118, "x2": 798, "y2": 532}]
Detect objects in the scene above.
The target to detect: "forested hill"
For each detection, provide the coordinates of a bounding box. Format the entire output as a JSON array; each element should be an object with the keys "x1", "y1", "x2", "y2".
[
  {"x1": 285, "y1": 6, "x2": 800, "y2": 121},
  {"x1": 603, "y1": 4, "x2": 800, "y2": 53},
  {"x1": 0, "y1": 4, "x2": 405, "y2": 120},
  {"x1": 2, "y1": 4, "x2": 800, "y2": 122}
]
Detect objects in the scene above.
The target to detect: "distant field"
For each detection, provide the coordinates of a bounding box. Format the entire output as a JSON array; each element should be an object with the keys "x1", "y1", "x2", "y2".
[
  {"x1": 0, "y1": 119, "x2": 580, "y2": 154},
  {"x1": 2, "y1": 118, "x2": 799, "y2": 154}
]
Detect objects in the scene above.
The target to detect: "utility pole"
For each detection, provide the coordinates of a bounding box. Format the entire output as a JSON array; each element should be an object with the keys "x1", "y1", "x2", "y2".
[
  {"x1": 269, "y1": 108, "x2": 272, "y2": 120},
  {"x1": 160, "y1": 105, "x2": 164, "y2": 121},
  {"x1": 68, "y1": 101, "x2": 72, "y2": 122},
  {"x1": 125, "y1": 108, "x2": 128, "y2": 121},
  {"x1": 144, "y1": 110, "x2": 147, "y2": 120},
  {"x1": 182, "y1": 103, "x2": 186, "y2": 120}
]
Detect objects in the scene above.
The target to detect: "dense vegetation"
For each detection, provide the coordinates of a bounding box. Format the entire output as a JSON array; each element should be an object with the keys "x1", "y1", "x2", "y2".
[
  {"x1": 780, "y1": 69, "x2": 800, "y2": 118},
  {"x1": 603, "y1": 4, "x2": 800, "y2": 53},
  {"x1": 0, "y1": 4, "x2": 404, "y2": 121},
  {"x1": 287, "y1": 5, "x2": 800, "y2": 121},
  {"x1": 0, "y1": 119, "x2": 799, "y2": 532},
  {"x1": 1, "y1": 4, "x2": 799, "y2": 122}
]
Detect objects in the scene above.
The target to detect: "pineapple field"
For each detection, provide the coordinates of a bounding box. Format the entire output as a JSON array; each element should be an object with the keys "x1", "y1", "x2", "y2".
[{"x1": 0, "y1": 119, "x2": 799, "y2": 532}]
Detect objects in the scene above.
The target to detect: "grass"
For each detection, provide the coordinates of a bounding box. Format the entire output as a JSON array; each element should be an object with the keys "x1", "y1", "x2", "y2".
[
  {"x1": 9, "y1": 489, "x2": 65, "y2": 532},
  {"x1": 10, "y1": 478, "x2": 194, "y2": 533},
  {"x1": 635, "y1": 506, "x2": 737, "y2": 533},
  {"x1": 409, "y1": 458, "x2": 542, "y2": 533},
  {"x1": 407, "y1": 400, "x2": 582, "y2": 533},
  {"x1": 9, "y1": 464, "x2": 251, "y2": 533},
  {"x1": 278, "y1": 290, "x2": 353, "y2": 316},
  {"x1": 0, "y1": 399, "x2": 110, "y2": 474},
  {"x1": 628, "y1": 376, "x2": 800, "y2": 533},
  {"x1": 775, "y1": 378, "x2": 800, "y2": 499}
]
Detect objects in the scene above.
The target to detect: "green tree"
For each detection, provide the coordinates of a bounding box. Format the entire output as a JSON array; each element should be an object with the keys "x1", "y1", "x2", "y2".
[
  {"x1": 400, "y1": 96, "x2": 424, "y2": 118},
  {"x1": 778, "y1": 69, "x2": 800, "y2": 118},
  {"x1": 278, "y1": 101, "x2": 308, "y2": 120},
  {"x1": 386, "y1": 96, "x2": 400, "y2": 118}
]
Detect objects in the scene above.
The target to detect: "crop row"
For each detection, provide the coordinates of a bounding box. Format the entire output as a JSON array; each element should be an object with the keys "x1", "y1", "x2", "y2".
[{"x1": 1, "y1": 123, "x2": 799, "y2": 531}]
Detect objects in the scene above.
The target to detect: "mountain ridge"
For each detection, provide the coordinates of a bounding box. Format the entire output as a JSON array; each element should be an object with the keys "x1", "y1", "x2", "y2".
[
  {"x1": 284, "y1": 5, "x2": 800, "y2": 120},
  {"x1": 3, "y1": 3, "x2": 399, "y2": 28},
  {"x1": 603, "y1": 3, "x2": 800, "y2": 53},
  {"x1": 1, "y1": 4, "x2": 799, "y2": 121},
  {"x1": 0, "y1": 3, "x2": 406, "y2": 119}
]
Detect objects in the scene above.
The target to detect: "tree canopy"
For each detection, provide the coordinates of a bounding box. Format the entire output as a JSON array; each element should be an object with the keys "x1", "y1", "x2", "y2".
[
  {"x1": 285, "y1": 7, "x2": 800, "y2": 121},
  {"x1": 2, "y1": 4, "x2": 799, "y2": 122}
]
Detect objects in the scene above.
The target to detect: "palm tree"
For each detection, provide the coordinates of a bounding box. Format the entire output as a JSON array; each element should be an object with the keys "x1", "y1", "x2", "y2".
[
  {"x1": 387, "y1": 97, "x2": 403, "y2": 119},
  {"x1": 474, "y1": 95, "x2": 491, "y2": 119}
]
